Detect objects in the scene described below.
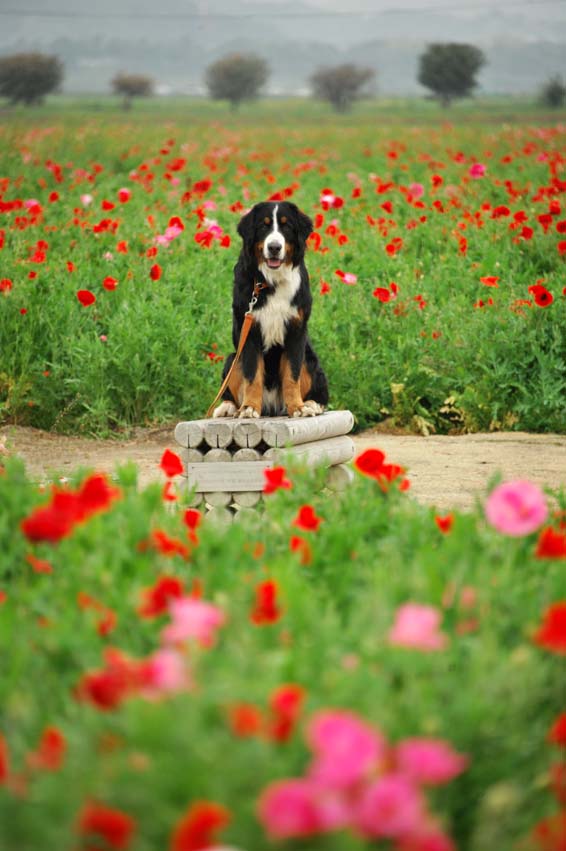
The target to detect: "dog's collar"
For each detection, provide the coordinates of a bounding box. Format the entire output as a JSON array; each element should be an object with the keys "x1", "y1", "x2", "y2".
[
  {"x1": 254, "y1": 280, "x2": 272, "y2": 296},
  {"x1": 247, "y1": 280, "x2": 272, "y2": 314}
]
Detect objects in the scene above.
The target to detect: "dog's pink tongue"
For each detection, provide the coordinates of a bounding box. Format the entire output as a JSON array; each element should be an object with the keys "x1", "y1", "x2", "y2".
[{"x1": 267, "y1": 258, "x2": 282, "y2": 268}]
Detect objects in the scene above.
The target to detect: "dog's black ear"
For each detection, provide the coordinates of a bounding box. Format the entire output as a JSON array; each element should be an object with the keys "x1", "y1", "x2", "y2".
[
  {"x1": 237, "y1": 208, "x2": 256, "y2": 259},
  {"x1": 286, "y1": 203, "x2": 313, "y2": 243},
  {"x1": 297, "y1": 209, "x2": 314, "y2": 243}
]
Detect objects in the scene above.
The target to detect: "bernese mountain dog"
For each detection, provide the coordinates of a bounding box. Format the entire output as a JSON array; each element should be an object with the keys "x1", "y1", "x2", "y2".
[{"x1": 212, "y1": 201, "x2": 329, "y2": 419}]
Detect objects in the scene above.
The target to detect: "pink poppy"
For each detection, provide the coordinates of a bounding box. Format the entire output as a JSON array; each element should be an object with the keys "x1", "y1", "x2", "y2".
[
  {"x1": 258, "y1": 779, "x2": 347, "y2": 839},
  {"x1": 306, "y1": 710, "x2": 386, "y2": 790},
  {"x1": 354, "y1": 774, "x2": 425, "y2": 839},
  {"x1": 161, "y1": 597, "x2": 225, "y2": 647},
  {"x1": 140, "y1": 648, "x2": 191, "y2": 697},
  {"x1": 469, "y1": 163, "x2": 486, "y2": 178},
  {"x1": 388, "y1": 604, "x2": 448, "y2": 652},
  {"x1": 485, "y1": 480, "x2": 548, "y2": 536},
  {"x1": 395, "y1": 738, "x2": 468, "y2": 786}
]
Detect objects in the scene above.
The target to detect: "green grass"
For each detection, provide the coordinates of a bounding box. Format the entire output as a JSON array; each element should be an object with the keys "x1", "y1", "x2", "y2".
[{"x1": 2, "y1": 93, "x2": 565, "y2": 124}]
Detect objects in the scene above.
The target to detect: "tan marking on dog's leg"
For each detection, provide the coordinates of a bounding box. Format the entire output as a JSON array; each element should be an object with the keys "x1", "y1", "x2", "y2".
[
  {"x1": 280, "y1": 355, "x2": 304, "y2": 417},
  {"x1": 299, "y1": 363, "x2": 312, "y2": 399},
  {"x1": 239, "y1": 356, "x2": 264, "y2": 418},
  {"x1": 228, "y1": 361, "x2": 244, "y2": 407}
]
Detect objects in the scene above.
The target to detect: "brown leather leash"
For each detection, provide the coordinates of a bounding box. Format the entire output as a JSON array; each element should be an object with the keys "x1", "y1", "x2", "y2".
[{"x1": 206, "y1": 281, "x2": 270, "y2": 418}]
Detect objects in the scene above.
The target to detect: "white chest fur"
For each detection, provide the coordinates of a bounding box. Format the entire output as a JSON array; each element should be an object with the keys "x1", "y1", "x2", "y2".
[{"x1": 255, "y1": 264, "x2": 301, "y2": 351}]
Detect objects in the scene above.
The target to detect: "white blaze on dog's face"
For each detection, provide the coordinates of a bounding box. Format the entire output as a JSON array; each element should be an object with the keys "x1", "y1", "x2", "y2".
[{"x1": 263, "y1": 204, "x2": 286, "y2": 270}]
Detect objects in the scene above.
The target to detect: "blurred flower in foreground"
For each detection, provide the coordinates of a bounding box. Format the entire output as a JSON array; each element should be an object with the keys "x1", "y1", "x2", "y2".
[{"x1": 485, "y1": 480, "x2": 548, "y2": 537}]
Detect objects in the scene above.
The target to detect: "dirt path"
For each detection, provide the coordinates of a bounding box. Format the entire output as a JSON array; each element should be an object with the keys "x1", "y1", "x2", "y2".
[{"x1": 2, "y1": 423, "x2": 566, "y2": 511}]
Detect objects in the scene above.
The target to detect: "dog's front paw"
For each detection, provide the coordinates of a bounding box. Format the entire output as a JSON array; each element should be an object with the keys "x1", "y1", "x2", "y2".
[
  {"x1": 213, "y1": 401, "x2": 237, "y2": 418},
  {"x1": 291, "y1": 400, "x2": 325, "y2": 418},
  {"x1": 238, "y1": 405, "x2": 260, "y2": 419}
]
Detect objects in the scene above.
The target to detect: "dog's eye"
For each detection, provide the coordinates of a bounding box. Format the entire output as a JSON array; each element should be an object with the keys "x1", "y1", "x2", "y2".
[
  {"x1": 280, "y1": 216, "x2": 287, "y2": 224},
  {"x1": 264, "y1": 217, "x2": 271, "y2": 225}
]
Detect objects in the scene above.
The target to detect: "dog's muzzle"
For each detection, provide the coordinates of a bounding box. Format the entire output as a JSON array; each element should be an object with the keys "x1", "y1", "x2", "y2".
[{"x1": 265, "y1": 236, "x2": 285, "y2": 269}]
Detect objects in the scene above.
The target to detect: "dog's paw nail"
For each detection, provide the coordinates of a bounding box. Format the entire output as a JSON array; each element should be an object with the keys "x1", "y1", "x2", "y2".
[
  {"x1": 238, "y1": 406, "x2": 260, "y2": 419},
  {"x1": 213, "y1": 401, "x2": 237, "y2": 418}
]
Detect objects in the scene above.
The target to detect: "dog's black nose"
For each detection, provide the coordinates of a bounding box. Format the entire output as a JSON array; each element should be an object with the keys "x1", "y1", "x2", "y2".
[{"x1": 267, "y1": 243, "x2": 280, "y2": 256}]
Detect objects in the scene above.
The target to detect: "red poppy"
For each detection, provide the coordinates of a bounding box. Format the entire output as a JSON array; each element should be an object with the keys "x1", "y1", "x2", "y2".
[
  {"x1": 319, "y1": 280, "x2": 330, "y2": 295},
  {"x1": 103, "y1": 276, "x2": 118, "y2": 291},
  {"x1": 21, "y1": 499, "x2": 75, "y2": 543},
  {"x1": 0, "y1": 278, "x2": 12, "y2": 293},
  {"x1": 558, "y1": 241, "x2": 566, "y2": 255},
  {"x1": 168, "y1": 215, "x2": 185, "y2": 231},
  {"x1": 161, "y1": 481, "x2": 177, "y2": 502},
  {"x1": 77, "y1": 801, "x2": 136, "y2": 849},
  {"x1": 226, "y1": 703, "x2": 264, "y2": 738},
  {"x1": 289, "y1": 535, "x2": 313, "y2": 566},
  {"x1": 373, "y1": 287, "x2": 391, "y2": 302},
  {"x1": 138, "y1": 576, "x2": 184, "y2": 618},
  {"x1": 181, "y1": 508, "x2": 201, "y2": 541},
  {"x1": 353, "y1": 448, "x2": 409, "y2": 492},
  {"x1": 353, "y1": 448, "x2": 386, "y2": 477},
  {"x1": 149, "y1": 263, "x2": 162, "y2": 281},
  {"x1": 170, "y1": 800, "x2": 231, "y2": 851},
  {"x1": 77, "y1": 474, "x2": 121, "y2": 516},
  {"x1": 77, "y1": 289, "x2": 96, "y2": 307},
  {"x1": 263, "y1": 466, "x2": 292, "y2": 495},
  {"x1": 250, "y1": 579, "x2": 282, "y2": 625},
  {"x1": 75, "y1": 649, "x2": 139, "y2": 711},
  {"x1": 27, "y1": 726, "x2": 66, "y2": 772},
  {"x1": 292, "y1": 504, "x2": 323, "y2": 532},
  {"x1": 480, "y1": 276, "x2": 499, "y2": 287},
  {"x1": 145, "y1": 529, "x2": 190, "y2": 559},
  {"x1": 25, "y1": 553, "x2": 53, "y2": 574},
  {"x1": 547, "y1": 712, "x2": 566, "y2": 747},
  {"x1": 536, "y1": 526, "x2": 566, "y2": 559},
  {"x1": 435, "y1": 514, "x2": 454, "y2": 535},
  {"x1": 528, "y1": 284, "x2": 553, "y2": 307},
  {"x1": 532, "y1": 812, "x2": 566, "y2": 851},
  {"x1": 533, "y1": 602, "x2": 566, "y2": 654},
  {"x1": 160, "y1": 449, "x2": 184, "y2": 478},
  {"x1": 21, "y1": 474, "x2": 120, "y2": 544},
  {"x1": 182, "y1": 510, "x2": 201, "y2": 533},
  {"x1": 192, "y1": 179, "x2": 213, "y2": 194},
  {"x1": 307, "y1": 232, "x2": 322, "y2": 251},
  {"x1": 266, "y1": 684, "x2": 305, "y2": 742}
]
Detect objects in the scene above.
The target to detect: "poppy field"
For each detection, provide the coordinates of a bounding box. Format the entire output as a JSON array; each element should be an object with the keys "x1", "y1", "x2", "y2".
[
  {"x1": 1, "y1": 103, "x2": 566, "y2": 850},
  {"x1": 1, "y1": 443, "x2": 566, "y2": 851},
  {"x1": 1, "y1": 105, "x2": 566, "y2": 434}
]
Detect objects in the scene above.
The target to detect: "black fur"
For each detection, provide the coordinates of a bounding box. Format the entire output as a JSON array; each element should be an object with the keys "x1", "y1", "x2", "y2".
[{"x1": 219, "y1": 201, "x2": 329, "y2": 416}]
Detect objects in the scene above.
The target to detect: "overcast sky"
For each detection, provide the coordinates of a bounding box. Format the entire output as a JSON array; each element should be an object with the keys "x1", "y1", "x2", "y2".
[
  {"x1": 1, "y1": 0, "x2": 565, "y2": 95},
  {"x1": 1, "y1": 0, "x2": 565, "y2": 45}
]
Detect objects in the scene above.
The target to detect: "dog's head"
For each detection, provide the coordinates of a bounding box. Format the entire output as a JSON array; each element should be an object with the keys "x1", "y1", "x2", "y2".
[{"x1": 237, "y1": 201, "x2": 313, "y2": 272}]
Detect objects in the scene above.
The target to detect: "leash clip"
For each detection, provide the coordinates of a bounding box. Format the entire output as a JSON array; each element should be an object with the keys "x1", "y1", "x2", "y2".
[{"x1": 247, "y1": 294, "x2": 258, "y2": 314}]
